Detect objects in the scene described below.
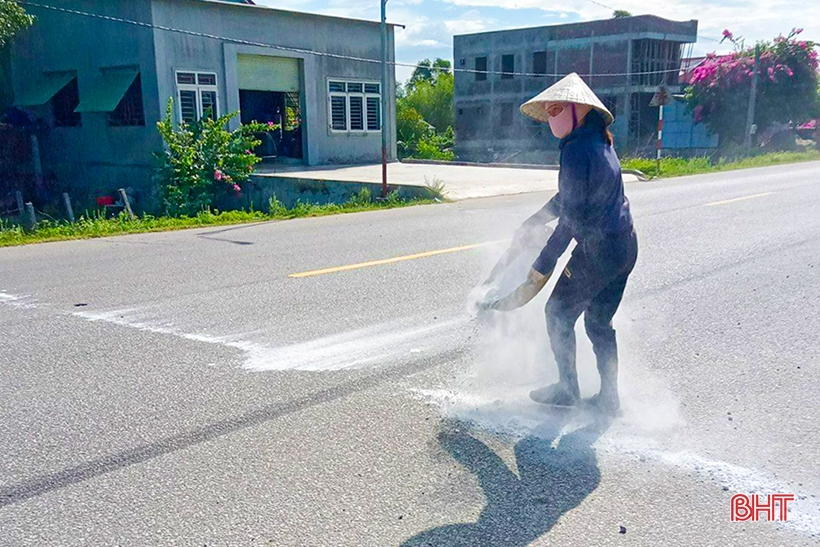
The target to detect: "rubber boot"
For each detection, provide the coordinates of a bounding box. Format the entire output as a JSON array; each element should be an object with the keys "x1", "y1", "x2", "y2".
[
  {"x1": 588, "y1": 362, "x2": 620, "y2": 416},
  {"x1": 530, "y1": 382, "x2": 581, "y2": 407},
  {"x1": 542, "y1": 302, "x2": 583, "y2": 407},
  {"x1": 530, "y1": 363, "x2": 581, "y2": 407}
]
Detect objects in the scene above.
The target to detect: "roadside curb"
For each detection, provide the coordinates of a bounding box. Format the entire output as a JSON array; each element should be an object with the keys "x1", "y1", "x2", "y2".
[
  {"x1": 401, "y1": 158, "x2": 560, "y2": 171},
  {"x1": 402, "y1": 159, "x2": 648, "y2": 182}
]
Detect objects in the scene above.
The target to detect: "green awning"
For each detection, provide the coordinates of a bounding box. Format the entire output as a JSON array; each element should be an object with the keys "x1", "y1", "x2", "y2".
[
  {"x1": 75, "y1": 69, "x2": 138, "y2": 113},
  {"x1": 13, "y1": 72, "x2": 75, "y2": 106}
]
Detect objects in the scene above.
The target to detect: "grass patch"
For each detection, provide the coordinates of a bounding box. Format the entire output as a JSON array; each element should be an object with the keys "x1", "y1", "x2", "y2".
[
  {"x1": 0, "y1": 189, "x2": 438, "y2": 248},
  {"x1": 622, "y1": 150, "x2": 820, "y2": 179}
]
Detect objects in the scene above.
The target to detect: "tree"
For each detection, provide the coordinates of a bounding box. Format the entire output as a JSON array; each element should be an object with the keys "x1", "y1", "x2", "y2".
[
  {"x1": 396, "y1": 101, "x2": 432, "y2": 157},
  {"x1": 407, "y1": 58, "x2": 452, "y2": 90},
  {"x1": 1, "y1": 1, "x2": 34, "y2": 109},
  {"x1": 0, "y1": 0, "x2": 34, "y2": 48},
  {"x1": 397, "y1": 59, "x2": 456, "y2": 160},
  {"x1": 612, "y1": 10, "x2": 632, "y2": 18},
  {"x1": 684, "y1": 29, "x2": 819, "y2": 146},
  {"x1": 401, "y1": 71, "x2": 454, "y2": 133},
  {"x1": 395, "y1": 101, "x2": 454, "y2": 161}
]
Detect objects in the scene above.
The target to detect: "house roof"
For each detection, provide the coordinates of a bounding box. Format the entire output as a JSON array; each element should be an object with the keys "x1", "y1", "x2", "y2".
[
  {"x1": 455, "y1": 14, "x2": 698, "y2": 42},
  {"x1": 196, "y1": 0, "x2": 403, "y2": 28}
]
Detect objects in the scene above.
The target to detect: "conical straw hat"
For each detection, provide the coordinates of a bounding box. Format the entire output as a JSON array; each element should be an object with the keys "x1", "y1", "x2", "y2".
[{"x1": 520, "y1": 72, "x2": 614, "y2": 125}]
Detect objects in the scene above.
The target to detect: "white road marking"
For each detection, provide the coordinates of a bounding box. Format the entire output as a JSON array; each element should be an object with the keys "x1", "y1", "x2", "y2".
[
  {"x1": 74, "y1": 309, "x2": 469, "y2": 372},
  {"x1": 704, "y1": 192, "x2": 773, "y2": 207},
  {"x1": 0, "y1": 292, "x2": 37, "y2": 309}
]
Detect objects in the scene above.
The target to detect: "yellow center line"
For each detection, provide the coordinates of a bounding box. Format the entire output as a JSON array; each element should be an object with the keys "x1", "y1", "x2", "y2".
[
  {"x1": 704, "y1": 192, "x2": 773, "y2": 207},
  {"x1": 289, "y1": 240, "x2": 505, "y2": 278}
]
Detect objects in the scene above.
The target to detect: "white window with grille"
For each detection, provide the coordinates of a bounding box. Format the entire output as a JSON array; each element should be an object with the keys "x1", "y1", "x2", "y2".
[
  {"x1": 328, "y1": 80, "x2": 381, "y2": 134},
  {"x1": 175, "y1": 71, "x2": 219, "y2": 123}
]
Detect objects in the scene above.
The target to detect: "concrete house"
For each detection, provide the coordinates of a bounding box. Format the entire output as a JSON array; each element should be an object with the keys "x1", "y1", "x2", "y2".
[
  {"x1": 453, "y1": 15, "x2": 711, "y2": 163},
  {"x1": 8, "y1": 0, "x2": 398, "y2": 208}
]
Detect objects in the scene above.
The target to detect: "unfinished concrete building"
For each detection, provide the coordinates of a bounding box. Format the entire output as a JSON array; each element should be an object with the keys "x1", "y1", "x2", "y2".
[{"x1": 453, "y1": 15, "x2": 699, "y2": 163}]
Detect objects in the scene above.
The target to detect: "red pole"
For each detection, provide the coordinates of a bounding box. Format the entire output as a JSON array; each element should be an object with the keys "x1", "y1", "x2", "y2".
[
  {"x1": 656, "y1": 104, "x2": 664, "y2": 176},
  {"x1": 380, "y1": 0, "x2": 389, "y2": 199},
  {"x1": 382, "y1": 146, "x2": 388, "y2": 198}
]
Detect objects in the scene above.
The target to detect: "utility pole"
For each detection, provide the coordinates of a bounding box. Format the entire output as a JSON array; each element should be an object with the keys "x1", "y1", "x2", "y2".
[
  {"x1": 380, "y1": 0, "x2": 389, "y2": 198},
  {"x1": 651, "y1": 86, "x2": 669, "y2": 176},
  {"x1": 588, "y1": 31, "x2": 595, "y2": 88},
  {"x1": 744, "y1": 44, "x2": 761, "y2": 151}
]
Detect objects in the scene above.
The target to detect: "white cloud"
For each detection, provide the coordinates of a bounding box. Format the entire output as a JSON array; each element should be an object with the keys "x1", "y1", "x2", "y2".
[
  {"x1": 254, "y1": 0, "x2": 819, "y2": 77},
  {"x1": 394, "y1": 9, "x2": 491, "y2": 49},
  {"x1": 433, "y1": 0, "x2": 820, "y2": 50},
  {"x1": 444, "y1": 19, "x2": 486, "y2": 34},
  {"x1": 444, "y1": 0, "x2": 541, "y2": 7}
]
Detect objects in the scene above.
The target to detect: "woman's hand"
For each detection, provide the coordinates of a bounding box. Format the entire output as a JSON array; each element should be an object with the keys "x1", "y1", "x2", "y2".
[{"x1": 483, "y1": 268, "x2": 551, "y2": 312}]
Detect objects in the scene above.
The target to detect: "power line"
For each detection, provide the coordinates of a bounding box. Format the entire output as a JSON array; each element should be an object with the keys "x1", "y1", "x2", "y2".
[
  {"x1": 582, "y1": 0, "x2": 616, "y2": 10},
  {"x1": 20, "y1": 1, "x2": 709, "y2": 79}
]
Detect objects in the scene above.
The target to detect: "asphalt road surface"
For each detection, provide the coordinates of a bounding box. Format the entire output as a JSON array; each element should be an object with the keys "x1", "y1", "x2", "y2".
[{"x1": 1, "y1": 162, "x2": 819, "y2": 546}]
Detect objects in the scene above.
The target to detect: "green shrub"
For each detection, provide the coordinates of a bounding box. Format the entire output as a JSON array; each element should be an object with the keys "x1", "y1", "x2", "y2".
[
  {"x1": 268, "y1": 195, "x2": 289, "y2": 217},
  {"x1": 407, "y1": 126, "x2": 455, "y2": 161},
  {"x1": 622, "y1": 150, "x2": 820, "y2": 178},
  {"x1": 347, "y1": 187, "x2": 372, "y2": 208},
  {"x1": 155, "y1": 100, "x2": 272, "y2": 217}
]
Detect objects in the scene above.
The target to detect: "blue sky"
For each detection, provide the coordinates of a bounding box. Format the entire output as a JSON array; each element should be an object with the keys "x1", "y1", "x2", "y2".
[{"x1": 254, "y1": 0, "x2": 820, "y2": 84}]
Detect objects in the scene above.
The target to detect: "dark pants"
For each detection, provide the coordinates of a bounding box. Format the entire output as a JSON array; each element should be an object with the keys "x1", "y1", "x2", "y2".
[{"x1": 545, "y1": 228, "x2": 638, "y2": 396}]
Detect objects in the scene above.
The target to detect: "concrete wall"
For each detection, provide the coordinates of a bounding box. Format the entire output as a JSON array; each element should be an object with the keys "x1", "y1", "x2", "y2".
[
  {"x1": 243, "y1": 175, "x2": 430, "y2": 210},
  {"x1": 10, "y1": 0, "x2": 162, "y2": 206},
  {"x1": 151, "y1": 0, "x2": 398, "y2": 166}
]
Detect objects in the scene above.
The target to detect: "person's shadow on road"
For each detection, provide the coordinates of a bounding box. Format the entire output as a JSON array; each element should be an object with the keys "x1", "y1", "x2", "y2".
[{"x1": 402, "y1": 415, "x2": 610, "y2": 547}]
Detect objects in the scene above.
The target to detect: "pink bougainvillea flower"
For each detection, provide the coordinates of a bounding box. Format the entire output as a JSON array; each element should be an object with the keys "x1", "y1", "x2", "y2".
[
  {"x1": 795, "y1": 28, "x2": 804, "y2": 35},
  {"x1": 233, "y1": 184, "x2": 242, "y2": 193},
  {"x1": 214, "y1": 169, "x2": 225, "y2": 181},
  {"x1": 722, "y1": 29, "x2": 733, "y2": 40},
  {"x1": 267, "y1": 121, "x2": 276, "y2": 129}
]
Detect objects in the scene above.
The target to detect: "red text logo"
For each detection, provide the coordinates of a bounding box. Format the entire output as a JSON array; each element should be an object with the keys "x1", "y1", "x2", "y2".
[{"x1": 731, "y1": 494, "x2": 794, "y2": 522}]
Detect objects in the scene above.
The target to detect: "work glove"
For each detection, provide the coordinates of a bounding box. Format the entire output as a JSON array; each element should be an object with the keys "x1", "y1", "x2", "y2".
[{"x1": 474, "y1": 285, "x2": 502, "y2": 314}]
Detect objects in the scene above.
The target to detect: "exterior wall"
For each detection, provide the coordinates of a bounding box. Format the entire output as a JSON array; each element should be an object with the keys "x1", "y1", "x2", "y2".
[
  {"x1": 453, "y1": 16, "x2": 698, "y2": 162},
  {"x1": 10, "y1": 0, "x2": 162, "y2": 205},
  {"x1": 151, "y1": 0, "x2": 397, "y2": 167}
]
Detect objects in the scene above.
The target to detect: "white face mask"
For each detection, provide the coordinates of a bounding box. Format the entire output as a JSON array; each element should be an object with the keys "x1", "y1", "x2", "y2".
[{"x1": 548, "y1": 103, "x2": 578, "y2": 139}]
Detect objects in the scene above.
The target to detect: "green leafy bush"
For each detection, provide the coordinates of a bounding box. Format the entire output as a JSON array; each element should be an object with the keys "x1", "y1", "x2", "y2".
[
  {"x1": 684, "y1": 29, "x2": 819, "y2": 146},
  {"x1": 415, "y1": 127, "x2": 456, "y2": 161},
  {"x1": 155, "y1": 100, "x2": 271, "y2": 216}
]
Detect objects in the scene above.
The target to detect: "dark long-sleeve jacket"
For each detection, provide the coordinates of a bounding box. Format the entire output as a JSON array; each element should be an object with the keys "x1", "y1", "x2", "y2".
[{"x1": 531, "y1": 116, "x2": 633, "y2": 276}]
